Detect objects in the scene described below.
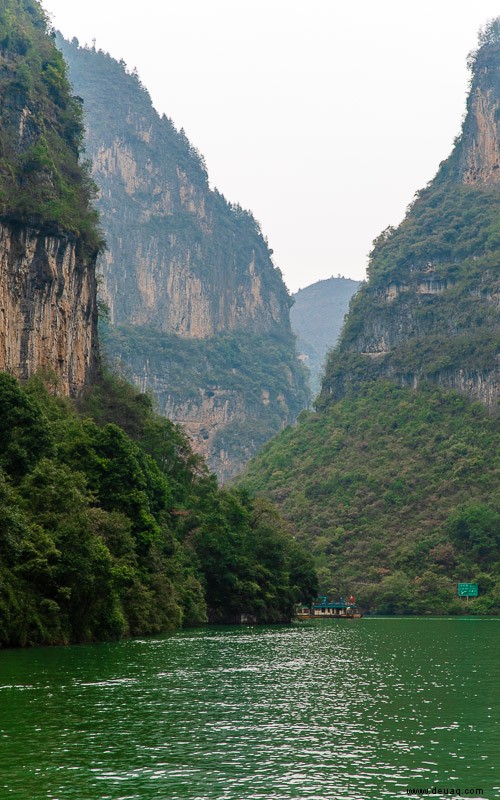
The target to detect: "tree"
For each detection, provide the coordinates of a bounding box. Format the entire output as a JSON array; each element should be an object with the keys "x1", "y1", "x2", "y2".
[{"x1": 0, "y1": 374, "x2": 52, "y2": 480}]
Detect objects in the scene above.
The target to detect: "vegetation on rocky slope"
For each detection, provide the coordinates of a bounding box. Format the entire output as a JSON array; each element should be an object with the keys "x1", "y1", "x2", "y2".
[
  {"x1": 0, "y1": 371, "x2": 317, "y2": 646},
  {"x1": 102, "y1": 323, "x2": 310, "y2": 476},
  {"x1": 318, "y1": 184, "x2": 500, "y2": 407},
  {"x1": 240, "y1": 383, "x2": 500, "y2": 615},
  {"x1": 0, "y1": 0, "x2": 102, "y2": 254},
  {"x1": 239, "y1": 24, "x2": 500, "y2": 616},
  {"x1": 319, "y1": 24, "x2": 500, "y2": 409}
]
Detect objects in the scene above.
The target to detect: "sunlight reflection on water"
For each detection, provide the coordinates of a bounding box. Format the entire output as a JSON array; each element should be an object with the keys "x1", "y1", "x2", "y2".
[{"x1": 0, "y1": 619, "x2": 499, "y2": 799}]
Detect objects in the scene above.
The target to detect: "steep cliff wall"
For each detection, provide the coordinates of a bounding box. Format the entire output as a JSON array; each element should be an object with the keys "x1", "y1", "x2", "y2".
[
  {"x1": 58, "y1": 37, "x2": 308, "y2": 476},
  {"x1": 318, "y1": 31, "x2": 500, "y2": 412},
  {"x1": 460, "y1": 33, "x2": 500, "y2": 185},
  {"x1": 0, "y1": 223, "x2": 97, "y2": 394},
  {"x1": 0, "y1": 2, "x2": 100, "y2": 395},
  {"x1": 58, "y1": 39, "x2": 290, "y2": 337},
  {"x1": 104, "y1": 325, "x2": 306, "y2": 483}
]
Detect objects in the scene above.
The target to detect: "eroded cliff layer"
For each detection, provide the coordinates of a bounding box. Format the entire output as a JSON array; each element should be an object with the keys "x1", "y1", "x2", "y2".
[
  {"x1": 59, "y1": 37, "x2": 308, "y2": 476},
  {"x1": 318, "y1": 29, "x2": 500, "y2": 412},
  {"x1": 0, "y1": 223, "x2": 98, "y2": 395}
]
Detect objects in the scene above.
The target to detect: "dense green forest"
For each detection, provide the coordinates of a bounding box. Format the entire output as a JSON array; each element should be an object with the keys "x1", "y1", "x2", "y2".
[
  {"x1": 0, "y1": 0, "x2": 102, "y2": 254},
  {"x1": 0, "y1": 371, "x2": 317, "y2": 646},
  {"x1": 240, "y1": 383, "x2": 500, "y2": 615}
]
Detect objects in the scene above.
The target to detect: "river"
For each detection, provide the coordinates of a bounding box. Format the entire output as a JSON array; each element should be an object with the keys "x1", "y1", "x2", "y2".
[{"x1": 1, "y1": 618, "x2": 498, "y2": 799}]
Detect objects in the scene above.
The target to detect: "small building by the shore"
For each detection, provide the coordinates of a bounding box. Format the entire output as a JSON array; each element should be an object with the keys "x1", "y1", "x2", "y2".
[{"x1": 297, "y1": 596, "x2": 360, "y2": 618}]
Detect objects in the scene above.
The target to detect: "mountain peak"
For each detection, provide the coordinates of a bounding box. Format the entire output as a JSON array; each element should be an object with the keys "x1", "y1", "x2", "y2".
[
  {"x1": 317, "y1": 24, "x2": 500, "y2": 412},
  {"x1": 459, "y1": 19, "x2": 500, "y2": 186}
]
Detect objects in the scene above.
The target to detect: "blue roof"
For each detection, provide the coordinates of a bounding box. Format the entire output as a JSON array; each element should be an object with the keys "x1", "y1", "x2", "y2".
[
  {"x1": 300, "y1": 596, "x2": 356, "y2": 609},
  {"x1": 312, "y1": 600, "x2": 348, "y2": 609}
]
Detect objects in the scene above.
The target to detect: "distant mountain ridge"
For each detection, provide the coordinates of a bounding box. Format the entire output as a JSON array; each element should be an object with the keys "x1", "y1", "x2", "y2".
[
  {"x1": 57, "y1": 35, "x2": 309, "y2": 480},
  {"x1": 291, "y1": 277, "x2": 360, "y2": 394}
]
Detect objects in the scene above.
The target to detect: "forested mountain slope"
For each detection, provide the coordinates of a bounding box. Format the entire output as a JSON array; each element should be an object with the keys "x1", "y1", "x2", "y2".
[
  {"x1": 240, "y1": 22, "x2": 500, "y2": 615},
  {"x1": 242, "y1": 384, "x2": 499, "y2": 614},
  {"x1": 291, "y1": 277, "x2": 360, "y2": 395},
  {"x1": 0, "y1": 372, "x2": 317, "y2": 646},
  {"x1": 57, "y1": 36, "x2": 309, "y2": 481}
]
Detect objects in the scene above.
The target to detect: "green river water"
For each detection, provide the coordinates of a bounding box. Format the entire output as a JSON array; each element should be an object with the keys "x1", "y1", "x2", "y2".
[{"x1": 1, "y1": 618, "x2": 498, "y2": 800}]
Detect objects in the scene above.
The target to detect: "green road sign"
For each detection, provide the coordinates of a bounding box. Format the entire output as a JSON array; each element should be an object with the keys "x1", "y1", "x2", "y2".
[{"x1": 457, "y1": 583, "x2": 478, "y2": 597}]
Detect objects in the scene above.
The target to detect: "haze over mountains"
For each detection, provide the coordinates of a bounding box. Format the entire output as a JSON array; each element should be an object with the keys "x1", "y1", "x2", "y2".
[{"x1": 291, "y1": 277, "x2": 360, "y2": 395}]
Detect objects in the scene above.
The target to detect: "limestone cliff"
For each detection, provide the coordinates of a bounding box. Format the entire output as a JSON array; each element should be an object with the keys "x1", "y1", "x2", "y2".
[
  {"x1": 0, "y1": 223, "x2": 97, "y2": 394},
  {"x1": 0, "y1": 2, "x2": 99, "y2": 395},
  {"x1": 58, "y1": 37, "x2": 308, "y2": 476},
  {"x1": 104, "y1": 325, "x2": 306, "y2": 483},
  {"x1": 460, "y1": 33, "x2": 500, "y2": 185},
  {"x1": 319, "y1": 28, "x2": 500, "y2": 412},
  {"x1": 58, "y1": 39, "x2": 290, "y2": 337}
]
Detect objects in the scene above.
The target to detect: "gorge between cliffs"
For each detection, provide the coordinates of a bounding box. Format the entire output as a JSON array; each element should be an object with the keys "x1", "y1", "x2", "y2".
[
  {"x1": 0, "y1": 0, "x2": 499, "y2": 641},
  {"x1": 1, "y1": 3, "x2": 499, "y2": 798}
]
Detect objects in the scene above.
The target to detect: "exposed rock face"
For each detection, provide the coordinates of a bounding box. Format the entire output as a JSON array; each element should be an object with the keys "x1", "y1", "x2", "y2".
[
  {"x1": 57, "y1": 42, "x2": 290, "y2": 339},
  {"x1": 104, "y1": 324, "x2": 307, "y2": 482},
  {"x1": 130, "y1": 372, "x2": 298, "y2": 485},
  {"x1": 0, "y1": 4, "x2": 101, "y2": 397},
  {"x1": 461, "y1": 86, "x2": 500, "y2": 185},
  {"x1": 59, "y1": 38, "x2": 308, "y2": 478},
  {"x1": 0, "y1": 222, "x2": 98, "y2": 395},
  {"x1": 394, "y1": 364, "x2": 500, "y2": 408},
  {"x1": 460, "y1": 42, "x2": 500, "y2": 185},
  {"x1": 321, "y1": 271, "x2": 499, "y2": 412},
  {"x1": 128, "y1": 368, "x2": 250, "y2": 484},
  {"x1": 93, "y1": 129, "x2": 289, "y2": 336},
  {"x1": 319, "y1": 35, "x2": 500, "y2": 413}
]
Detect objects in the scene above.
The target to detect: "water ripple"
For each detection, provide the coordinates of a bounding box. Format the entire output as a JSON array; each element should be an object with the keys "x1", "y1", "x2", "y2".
[{"x1": 0, "y1": 619, "x2": 498, "y2": 799}]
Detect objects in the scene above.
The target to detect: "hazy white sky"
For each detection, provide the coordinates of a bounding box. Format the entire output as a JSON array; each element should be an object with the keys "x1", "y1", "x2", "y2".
[{"x1": 42, "y1": 0, "x2": 500, "y2": 292}]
